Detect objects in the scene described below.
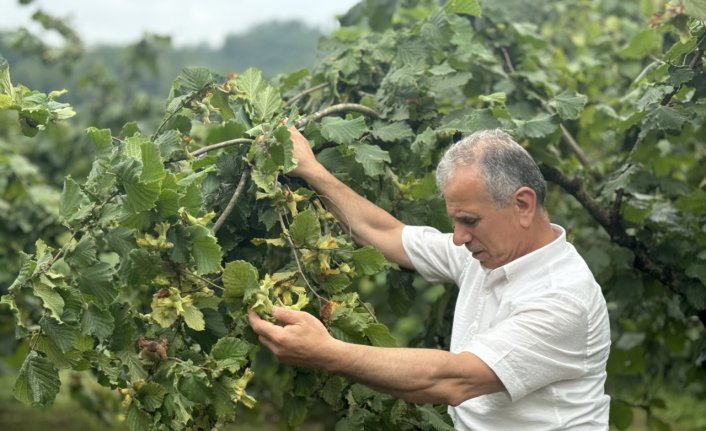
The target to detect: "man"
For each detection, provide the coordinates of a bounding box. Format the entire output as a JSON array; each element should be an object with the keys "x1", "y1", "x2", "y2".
[{"x1": 249, "y1": 127, "x2": 611, "y2": 429}]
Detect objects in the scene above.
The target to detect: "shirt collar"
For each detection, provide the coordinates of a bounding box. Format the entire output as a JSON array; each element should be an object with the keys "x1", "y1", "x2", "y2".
[{"x1": 484, "y1": 224, "x2": 566, "y2": 286}]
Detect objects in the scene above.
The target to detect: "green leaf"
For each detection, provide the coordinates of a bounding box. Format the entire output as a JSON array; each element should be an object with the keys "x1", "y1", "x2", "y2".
[
  {"x1": 66, "y1": 235, "x2": 97, "y2": 267},
  {"x1": 320, "y1": 116, "x2": 367, "y2": 145},
  {"x1": 370, "y1": 121, "x2": 414, "y2": 142},
  {"x1": 364, "y1": 323, "x2": 397, "y2": 347},
  {"x1": 77, "y1": 262, "x2": 117, "y2": 306},
  {"x1": 252, "y1": 84, "x2": 282, "y2": 122},
  {"x1": 684, "y1": 0, "x2": 706, "y2": 19},
  {"x1": 619, "y1": 28, "x2": 660, "y2": 59},
  {"x1": 212, "y1": 337, "x2": 251, "y2": 361},
  {"x1": 182, "y1": 304, "x2": 205, "y2": 331},
  {"x1": 33, "y1": 280, "x2": 65, "y2": 322},
  {"x1": 549, "y1": 91, "x2": 588, "y2": 120},
  {"x1": 187, "y1": 225, "x2": 223, "y2": 274},
  {"x1": 289, "y1": 209, "x2": 320, "y2": 248},
  {"x1": 178, "y1": 67, "x2": 213, "y2": 92},
  {"x1": 444, "y1": 0, "x2": 482, "y2": 16},
  {"x1": 417, "y1": 405, "x2": 455, "y2": 430},
  {"x1": 352, "y1": 143, "x2": 391, "y2": 176},
  {"x1": 610, "y1": 399, "x2": 634, "y2": 430},
  {"x1": 126, "y1": 403, "x2": 151, "y2": 431},
  {"x1": 86, "y1": 127, "x2": 113, "y2": 159},
  {"x1": 139, "y1": 141, "x2": 166, "y2": 184},
  {"x1": 14, "y1": 351, "x2": 61, "y2": 407},
  {"x1": 235, "y1": 67, "x2": 264, "y2": 99},
  {"x1": 515, "y1": 114, "x2": 557, "y2": 138},
  {"x1": 223, "y1": 260, "x2": 259, "y2": 301},
  {"x1": 0, "y1": 56, "x2": 15, "y2": 100},
  {"x1": 39, "y1": 315, "x2": 76, "y2": 353},
  {"x1": 81, "y1": 304, "x2": 115, "y2": 342},
  {"x1": 352, "y1": 246, "x2": 387, "y2": 276},
  {"x1": 644, "y1": 106, "x2": 687, "y2": 131},
  {"x1": 137, "y1": 382, "x2": 168, "y2": 412},
  {"x1": 59, "y1": 176, "x2": 91, "y2": 223}
]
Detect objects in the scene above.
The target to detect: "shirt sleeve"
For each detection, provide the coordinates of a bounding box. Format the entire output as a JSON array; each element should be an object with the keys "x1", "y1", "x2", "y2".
[
  {"x1": 401, "y1": 225, "x2": 471, "y2": 284},
  {"x1": 465, "y1": 292, "x2": 590, "y2": 402}
]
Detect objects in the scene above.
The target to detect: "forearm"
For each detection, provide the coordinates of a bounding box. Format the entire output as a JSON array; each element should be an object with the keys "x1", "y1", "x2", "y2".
[
  {"x1": 300, "y1": 163, "x2": 412, "y2": 268},
  {"x1": 325, "y1": 340, "x2": 503, "y2": 406}
]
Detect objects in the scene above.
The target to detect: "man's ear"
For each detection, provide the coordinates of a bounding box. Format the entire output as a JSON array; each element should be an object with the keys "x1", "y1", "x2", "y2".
[{"x1": 513, "y1": 187, "x2": 537, "y2": 228}]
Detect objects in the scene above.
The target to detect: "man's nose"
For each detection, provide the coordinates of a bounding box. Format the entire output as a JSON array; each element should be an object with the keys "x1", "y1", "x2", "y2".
[{"x1": 452, "y1": 225, "x2": 471, "y2": 246}]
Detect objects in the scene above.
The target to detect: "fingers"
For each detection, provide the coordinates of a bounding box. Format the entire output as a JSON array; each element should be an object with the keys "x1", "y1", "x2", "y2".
[{"x1": 270, "y1": 306, "x2": 303, "y2": 325}]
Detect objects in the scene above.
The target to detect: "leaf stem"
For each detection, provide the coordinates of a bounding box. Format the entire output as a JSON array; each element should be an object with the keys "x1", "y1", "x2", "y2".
[
  {"x1": 277, "y1": 211, "x2": 325, "y2": 302},
  {"x1": 213, "y1": 166, "x2": 250, "y2": 234}
]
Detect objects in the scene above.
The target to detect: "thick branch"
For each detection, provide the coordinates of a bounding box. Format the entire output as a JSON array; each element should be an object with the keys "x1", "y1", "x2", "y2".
[
  {"x1": 295, "y1": 103, "x2": 380, "y2": 128},
  {"x1": 539, "y1": 164, "x2": 681, "y2": 293},
  {"x1": 190, "y1": 138, "x2": 253, "y2": 158},
  {"x1": 212, "y1": 167, "x2": 250, "y2": 234}
]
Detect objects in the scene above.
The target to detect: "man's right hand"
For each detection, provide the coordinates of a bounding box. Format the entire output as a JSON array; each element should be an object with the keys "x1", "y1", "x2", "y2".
[{"x1": 288, "y1": 126, "x2": 320, "y2": 179}]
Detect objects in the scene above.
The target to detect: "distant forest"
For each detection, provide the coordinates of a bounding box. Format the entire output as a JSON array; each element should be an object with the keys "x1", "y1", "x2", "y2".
[{"x1": 1, "y1": 20, "x2": 323, "y2": 108}]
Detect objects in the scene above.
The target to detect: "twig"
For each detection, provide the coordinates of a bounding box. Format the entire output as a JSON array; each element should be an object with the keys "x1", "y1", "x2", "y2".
[
  {"x1": 213, "y1": 167, "x2": 250, "y2": 234},
  {"x1": 277, "y1": 211, "x2": 325, "y2": 301},
  {"x1": 558, "y1": 124, "x2": 590, "y2": 167},
  {"x1": 190, "y1": 138, "x2": 254, "y2": 158},
  {"x1": 500, "y1": 47, "x2": 516, "y2": 74},
  {"x1": 285, "y1": 83, "x2": 328, "y2": 107},
  {"x1": 295, "y1": 103, "x2": 380, "y2": 128},
  {"x1": 359, "y1": 301, "x2": 379, "y2": 323},
  {"x1": 183, "y1": 269, "x2": 224, "y2": 291}
]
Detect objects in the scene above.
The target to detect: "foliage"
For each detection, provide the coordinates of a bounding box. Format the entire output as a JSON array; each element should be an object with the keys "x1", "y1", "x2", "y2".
[{"x1": 2, "y1": 0, "x2": 706, "y2": 430}]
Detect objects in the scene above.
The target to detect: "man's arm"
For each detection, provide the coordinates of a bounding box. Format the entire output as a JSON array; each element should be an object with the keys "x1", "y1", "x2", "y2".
[
  {"x1": 288, "y1": 127, "x2": 412, "y2": 268},
  {"x1": 249, "y1": 307, "x2": 505, "y2": 406}
]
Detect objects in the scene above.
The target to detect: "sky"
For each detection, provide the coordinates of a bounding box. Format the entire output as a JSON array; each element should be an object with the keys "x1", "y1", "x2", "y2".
[{"x1": 0, "y1": 0, "x2": 361, "y2": 48}]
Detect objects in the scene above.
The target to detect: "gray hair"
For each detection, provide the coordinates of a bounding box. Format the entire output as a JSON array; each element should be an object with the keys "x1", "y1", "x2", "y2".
[{"x1": 435, "y1": 129, "x2": 546, "y2": 208}]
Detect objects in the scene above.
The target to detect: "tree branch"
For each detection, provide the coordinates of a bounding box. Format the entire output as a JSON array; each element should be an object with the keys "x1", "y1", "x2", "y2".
[
  {"x1": 213, "y1": 167, "x2": 250, "y2": 234},
  {"x1": 295, "y1": 103, "x2": 380, "y2": 128},
  {"x1": 539, "y1": 164, "x2": 684, "y2": 296},
  {"x1": 285, "y1": 83, "x2": 328, "y2": 107},
  {"x1": 277, "y1": 211, "x2": 325, "y2": 302},
  {"x1": 190, "y1": 138, "x2": 253, "y2": 158}
]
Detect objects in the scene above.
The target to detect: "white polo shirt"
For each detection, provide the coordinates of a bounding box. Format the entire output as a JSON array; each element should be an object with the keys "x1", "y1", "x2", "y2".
[{"x1": 401, "y1": 224, "x2": 611, "y2": 430}]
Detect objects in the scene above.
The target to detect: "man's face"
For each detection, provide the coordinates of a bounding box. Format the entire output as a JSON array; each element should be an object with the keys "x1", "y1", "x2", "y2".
[{"x1": 443, "y1": 166, "x2": 526, "y2": 269}]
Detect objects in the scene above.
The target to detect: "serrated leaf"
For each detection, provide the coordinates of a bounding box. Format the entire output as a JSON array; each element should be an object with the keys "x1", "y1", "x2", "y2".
[
  {"x1": 223, "y1": 260, "x2": 259, "y2": 301},
  {"x1": 14, "y1": 351, "x2": 60, "y2": 407},
  {"x1": 123, "y1": 178, "x2": 162, "y2": 213},
  {"x1": 66, "y1": 235, "x2": 97, "y2": 267},
  {"x1": 59, "y1": 176, "x2": 91, "y2": 223},
  {"x1": 644, "y1": 106, "x2": 687, "y2": 131},
  {"x1": 352, "y1": 143, "x2": 391, "y2": 176},
  {"x1": 364, "y1": 323, "x2": 397, "y2": 347},
  {"x1": 371, "y1": 122, "x2": 414, "y2": 142},
  {"x1": 126, "y1": 403, "x2": 152, "y2": 431},
  {"x1": 33, "y1": 281, "x2": 65, "y2": 322},
  {"x1": 77, "y1": 262, "x2": 117, "y2": 306},
  {"x1": 417, "y1": 405, "x2": 455, "y2": 430},
  {"x1": 39, "y1": 315, "x2": 76, "y2": 353},
  {"x1": 352, "y1": 246, "x2": 387, "y2": 275},
  {"x1": 252, "y1": 84, "x2": 282, "y2": 122},
  {"x1": 86, "y1": 127, "x2": 113, "y2": 159},
  {"x1": 183, "y1": 304, "x2": 205, "y2": 331},
  {"x1": 549, "y1": 91, "x2": 588, "y2": 120},
  {"x1": 139, "y1": 141, "x2": 166, "y2": 184},
  {"x1": 515, "y1": 114, "x2": 557, "y2": 138},
  {"x1": 320, "y1": 116, "x2": 367, "y2": 145},
  {"x1": 81, "y1": 304, "x2": 115, "y2": 341},
  {"x1": 235, "y1": 67, "x2": 264, "y2": 99},
  {"x1": 187, "y1": 225, "x2": 223, "y2": 274},
  {"x1": 444, "y1": 0, "x2": 482, "y2": 16},
  {"x1": 290, "y1": 209, "x2": 320, "y2": 248},
  {"x1": 137, "y1": 382, "x2": 168, "y2": 412},
  {"x1": 178, "y1": 67, "x2": 213, "y2": 92}
]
